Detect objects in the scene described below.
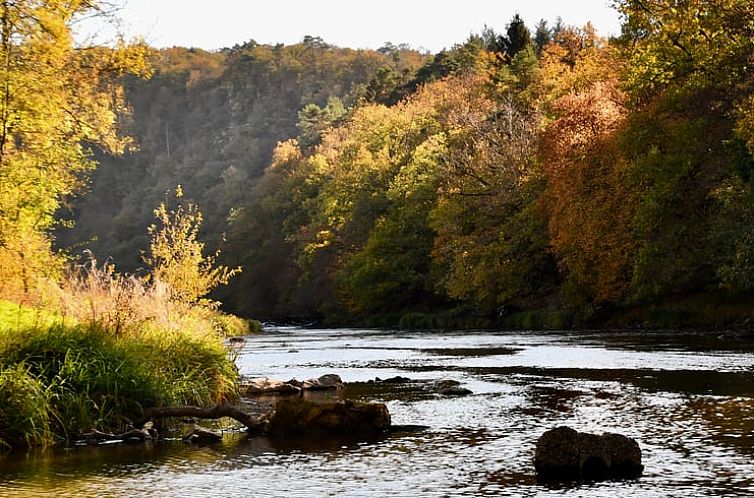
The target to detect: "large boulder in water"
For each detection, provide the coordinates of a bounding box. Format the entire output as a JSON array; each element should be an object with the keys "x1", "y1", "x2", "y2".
[
  {"x1": 534, "y1": 426, "x2": 643, "y2": 481},
  {"x1": 266, "y1": 399, "x2": 390, "y2": 437}
]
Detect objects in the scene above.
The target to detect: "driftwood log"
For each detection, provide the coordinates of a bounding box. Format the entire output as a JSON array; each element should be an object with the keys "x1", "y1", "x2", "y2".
[
  {"x1": 143, "y1": 403, "x2": 268, "y2": 434},
  {"x1": 79, "y1": 422, "x2": 158, "y2": 443}
]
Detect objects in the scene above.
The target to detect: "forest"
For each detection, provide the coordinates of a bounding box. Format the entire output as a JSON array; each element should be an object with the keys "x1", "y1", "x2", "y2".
[{"x1": 55, "y1": 1, "x2": 754, "y2": 328}]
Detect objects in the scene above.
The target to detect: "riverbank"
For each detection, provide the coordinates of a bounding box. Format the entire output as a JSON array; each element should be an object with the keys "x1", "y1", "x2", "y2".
[
  {"x1": 0, "y1": 300, "x2": 247, "y2": 450},
  {"x1": 282, "y1": 291, "x2": 754, "y2": 332}
]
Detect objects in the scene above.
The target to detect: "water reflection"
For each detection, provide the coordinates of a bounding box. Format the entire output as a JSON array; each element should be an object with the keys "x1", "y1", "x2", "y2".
[{"x1": 2, "y1": 327, "x2": 754, "y2": 497}]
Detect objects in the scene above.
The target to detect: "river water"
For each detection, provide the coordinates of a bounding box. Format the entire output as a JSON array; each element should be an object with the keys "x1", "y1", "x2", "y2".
[{"x1": 2, "y1": 327, "x2": 754, "y2": 497}]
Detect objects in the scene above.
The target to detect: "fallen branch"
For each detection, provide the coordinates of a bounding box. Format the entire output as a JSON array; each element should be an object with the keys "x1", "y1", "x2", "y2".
[
  {"x1": 143, "y1": 403, "x2": 267, "y2": 433},
  {"x1": 79, "y1": 422, "x2": 157, "y2": 442}
]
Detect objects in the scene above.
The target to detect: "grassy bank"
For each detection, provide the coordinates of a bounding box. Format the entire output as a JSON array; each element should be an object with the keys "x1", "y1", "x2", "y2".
[{"x1": 0, "y1": 291, "x2": 248, "y2": 450}]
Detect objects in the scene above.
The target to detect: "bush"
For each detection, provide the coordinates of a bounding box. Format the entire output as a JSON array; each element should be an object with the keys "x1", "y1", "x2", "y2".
[
  {"x1": 144, "y1": 186, "x2": 240, "y2": 304},
  {"x1": 209, "y1": 312, "x2": 261, "y2": 336}
]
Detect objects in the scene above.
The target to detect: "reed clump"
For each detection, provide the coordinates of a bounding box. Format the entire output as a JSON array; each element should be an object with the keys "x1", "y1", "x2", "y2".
[{"x1": 0, "y1": 259, "x2": 245, "y2": 450}]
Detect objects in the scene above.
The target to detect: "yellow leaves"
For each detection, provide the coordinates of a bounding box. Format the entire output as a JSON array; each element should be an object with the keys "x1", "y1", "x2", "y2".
[
  {"x1": 619, "y1": 0, "x2": 754, "y2": 98},
  {"x1": 303, "y1": 230, "x2": 334, "y2": 255},
  {"x1": 0, "y1": 0, "x2": 152, "y2": 299},
  {"x1": 271, "y1": 139, "x2": 304, "y2": 168},
  {"x1": 144, "y1": 188, "x2": 240, "y2": 305},
  {"x1": 537, "y1": 26, "x2": 620, "y2": 107}
]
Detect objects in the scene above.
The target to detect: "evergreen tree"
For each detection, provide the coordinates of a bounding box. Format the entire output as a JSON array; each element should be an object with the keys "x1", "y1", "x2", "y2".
[
  {"x1": 503, "y1": 14, "x2": 532, "y2": 59},
  {"x1": 534, "y1": 19, "x2": 552, "y2": 54}
]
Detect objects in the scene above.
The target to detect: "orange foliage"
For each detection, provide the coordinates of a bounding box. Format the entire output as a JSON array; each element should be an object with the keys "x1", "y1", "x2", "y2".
[{"x1": 541, "y1": 77, "x2": 637, "y2": 303}]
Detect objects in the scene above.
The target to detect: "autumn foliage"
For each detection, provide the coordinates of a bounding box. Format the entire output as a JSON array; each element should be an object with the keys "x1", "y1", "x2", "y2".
[{"x1": 225, "y1": 3, "x2": 754, "y2": 325}]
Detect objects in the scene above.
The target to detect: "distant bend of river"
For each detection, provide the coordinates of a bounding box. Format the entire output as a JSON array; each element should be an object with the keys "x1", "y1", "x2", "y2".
[{"x1": 2, "y1": 327, "x2": 754, "y2": 497}]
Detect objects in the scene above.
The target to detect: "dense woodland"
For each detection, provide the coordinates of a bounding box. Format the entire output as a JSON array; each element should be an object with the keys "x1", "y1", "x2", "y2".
[
  {"x1": 55, "y1": 2, "x2": 754, "y2": 328},
  {"x1": 10, "y1": 0, "x2": 754, "y2": 328},
  {"x1": 58, "y1": 39, "x2": 426, "y2": 268}
]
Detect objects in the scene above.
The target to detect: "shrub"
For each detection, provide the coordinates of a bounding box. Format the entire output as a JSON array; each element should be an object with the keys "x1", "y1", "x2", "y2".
[{"x1": 143, "y1": 186, "x2": 240, "y2": 305}]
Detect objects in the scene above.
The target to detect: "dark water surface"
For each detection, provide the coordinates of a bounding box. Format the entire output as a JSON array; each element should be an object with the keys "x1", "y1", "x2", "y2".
[{"x1": 2, "y1": 327, "x2": 754, "y2": 496}]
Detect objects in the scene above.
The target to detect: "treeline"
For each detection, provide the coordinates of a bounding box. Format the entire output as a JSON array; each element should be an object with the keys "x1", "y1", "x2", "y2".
[
  {"x1": 224, "y1": 2, "x2": 754, "y2": 327},
  {"x1": 64, "y1": 1, "x2": 754, "y2": 328},
  {"x1": 59, "y1": 39, "x2": 426, "y2": 268}
]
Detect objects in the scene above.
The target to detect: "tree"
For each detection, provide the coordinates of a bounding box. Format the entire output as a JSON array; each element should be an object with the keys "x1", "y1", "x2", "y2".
[
  {"x1": 297, "y1": 96, "x2": 347, "y2": 149},
  {"x1": 541, "y1": 78, "x2": 635, "y2": 304},
  {"x1": 144, "y1": 186, "x2": 240, "y2": 305},
  {"x1": 0, "y1": 0, "x2": 150, "y2": 300},
  {"x1": 503, "y1": 14, "x2": 532, "y2": 60},
  {"x1": 534, "y1": 19, "x2": 552, "y2": 55},
  {"x1": 429, "y1": 72, "x2": 554, "y2": 312},
  {"x1": 614, "y1": 0, "x2": 754, "y2": 300}
]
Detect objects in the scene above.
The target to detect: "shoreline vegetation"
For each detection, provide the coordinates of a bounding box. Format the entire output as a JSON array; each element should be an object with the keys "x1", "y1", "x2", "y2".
[
  {"x1": 281, "y1": 293, "x2": 754, "y2": 332},
  {"x1": 0, "y1": 194, "x2": 258, "y2": 449}
]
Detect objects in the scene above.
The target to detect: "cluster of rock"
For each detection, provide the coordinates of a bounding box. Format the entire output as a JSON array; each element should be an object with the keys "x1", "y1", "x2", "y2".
[
  {"x1": 363, "y1": 376, "x2": 474, "y2": 396},
  {"x1": 239, "y1": 374, "x2": 343, "y2": 396},
  {"x1": 534, "y1": 426, "x2": 644, "y2": 482}
]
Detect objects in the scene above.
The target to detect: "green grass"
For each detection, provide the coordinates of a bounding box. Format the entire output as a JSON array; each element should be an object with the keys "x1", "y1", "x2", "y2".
[
  {"x1": 0, "y1": 300, "x2": 71, "y2": 331},
  {"x1": 0, "y1": 300, "x2": 238, "y2": 450}
]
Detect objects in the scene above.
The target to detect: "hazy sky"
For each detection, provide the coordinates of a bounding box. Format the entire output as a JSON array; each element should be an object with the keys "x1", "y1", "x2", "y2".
[{"x1": 78, "y1": 0, "x2": 623, "y2": 52}]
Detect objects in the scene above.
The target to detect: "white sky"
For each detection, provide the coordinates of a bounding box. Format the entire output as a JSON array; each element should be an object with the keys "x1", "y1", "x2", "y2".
[{"x1": 78, "y1": 0, "x2": 623, "y2": 52}]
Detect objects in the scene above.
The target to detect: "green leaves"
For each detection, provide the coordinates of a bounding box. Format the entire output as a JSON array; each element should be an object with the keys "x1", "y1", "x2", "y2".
[
  {"x1": 144, "y1": 186, "x2": 240, "y2": 305},
  {"x1": 0, "y1": 1, "x2": 150, "y2": 300},
  {"x1": 618, "y1": 0, "x2": 754, "y2": 100}
]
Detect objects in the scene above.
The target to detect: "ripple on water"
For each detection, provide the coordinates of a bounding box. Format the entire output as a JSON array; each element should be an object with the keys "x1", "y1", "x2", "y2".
[{"x1": 3, "y1": 328, "x2": 754, "y2": 497}]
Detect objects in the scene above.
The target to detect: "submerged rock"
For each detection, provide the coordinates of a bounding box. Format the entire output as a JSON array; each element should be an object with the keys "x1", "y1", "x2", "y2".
[
  {"x1": 183, "y1": 425, "x2": 223, "y2": 444},
  {"x1": 534, "y1": 426, "x2": 643, "y2": 482},
  {"x1": 266, "y1": 399, "x2": 390, "y2": 437},
  {"x1": 439, "y1": 386, "x2": 473, "y2": 396},
  {"x1": 435, "y1": 379, "x2": 461, "y2": 390},
  {"x1": 380, "y1": 375, "x2": 412, "y2": 384}
]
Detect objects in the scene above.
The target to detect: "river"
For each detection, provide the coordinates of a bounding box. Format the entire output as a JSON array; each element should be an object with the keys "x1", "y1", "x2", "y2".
[{"x1": 1, "y1": 327, "x2": 754, "y2": 496}]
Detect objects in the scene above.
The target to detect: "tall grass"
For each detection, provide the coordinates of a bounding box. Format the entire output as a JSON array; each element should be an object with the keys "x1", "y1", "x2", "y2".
[
  {"x1": 58, "y1": 257, "x2": 249, "y2": 337},
  {"x1": 0, "y1": 258, "x2": 247, "y2": 450},
  {"x1": 0, "y1": 363, "x2": 54, "y2": 449}
]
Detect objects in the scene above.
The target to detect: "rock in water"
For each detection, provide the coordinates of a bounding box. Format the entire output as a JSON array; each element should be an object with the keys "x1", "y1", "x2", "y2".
[
  {"x1": 435, "y1": 379, "x2": 461, "y2": 390},
  {"x1": 439, "y1": 386, "x2": 473, "y2": 396},
  {"x1": 266, "y1": 399, "x2": 390, "y2": 437},
  {"x1": 534, "y1": 426, "x2": 643, "y2": 481},
  {"x1": 239, "y1": 377, "x2": 302, "y2": 396},
  {"x1": 183, "y1": 425, "x2": 223, "y2": 444},
  {"x1": 301, "y1": 373, "x2": 344, "y2": 390},
  {"x1": 380, "y1": 376, "x2": 411, "y2": 384}
]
